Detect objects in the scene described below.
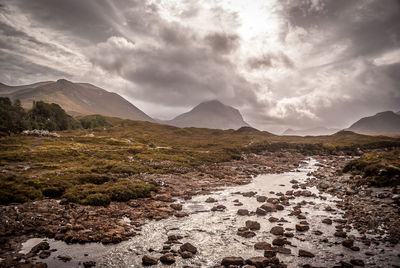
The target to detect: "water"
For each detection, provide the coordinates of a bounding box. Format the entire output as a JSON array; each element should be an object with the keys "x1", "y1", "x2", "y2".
[{"x1": 21, "y1": 159, "x2": 400, "y2": 267}]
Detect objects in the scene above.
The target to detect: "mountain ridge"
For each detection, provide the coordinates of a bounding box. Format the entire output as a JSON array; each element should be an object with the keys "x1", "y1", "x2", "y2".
[
  {"x1": 0, "y1": 79, "x2": 154, "y2": 122},
  {"x1": 347, "y1": 111, "x2": 400, "y2": 135},
  {"x1": 282, "y1": 126, "x2": 339, "y2": 136}
]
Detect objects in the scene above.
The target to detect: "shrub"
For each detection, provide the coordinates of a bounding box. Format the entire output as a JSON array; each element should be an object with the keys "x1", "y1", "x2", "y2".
[{"x1": 82, "y1": 193, "x2": 111, "y2": 206}]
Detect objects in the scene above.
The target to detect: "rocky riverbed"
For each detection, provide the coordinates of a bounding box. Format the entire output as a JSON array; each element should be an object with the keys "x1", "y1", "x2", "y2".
[{"x1": 2, "y1": 154, "x2": 399, "y2": 267}]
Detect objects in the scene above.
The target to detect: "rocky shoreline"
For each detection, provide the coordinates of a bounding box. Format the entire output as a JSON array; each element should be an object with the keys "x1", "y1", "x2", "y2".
[
  {"x1": 1, "y1": 151, "x2": 399, "y2": 267},
  {"x1": 0, "y1": 151, "x2": 305, "y2": 267}
]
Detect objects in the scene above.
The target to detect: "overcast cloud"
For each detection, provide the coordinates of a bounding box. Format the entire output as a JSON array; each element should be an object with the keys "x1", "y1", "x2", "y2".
[{"x1": 1, "y1": 0, "x2": 399, "y2": 133}]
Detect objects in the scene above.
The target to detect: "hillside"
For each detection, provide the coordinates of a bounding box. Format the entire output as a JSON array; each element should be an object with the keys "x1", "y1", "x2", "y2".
[
  {"x1": 0, "y1": 79, "x2": 154, "y2": 122},
  {"x1": 282, "y1": 127, "x2": 339, "y2": 136},
  {"x1": 347, "y1": 111, "x2": 400, "y2": 135},
  {"x1": 165, "y1": 100, "x2": 250, "y2": 130}
]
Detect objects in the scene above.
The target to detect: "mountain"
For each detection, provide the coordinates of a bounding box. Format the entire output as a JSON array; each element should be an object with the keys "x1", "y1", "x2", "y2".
[
  {"x1": 0, "y1": 79, "x2": 153, "y2": 122},
  {"x1": 282, "y1": 127, "x2": 339, "y2": 136},
  {"x1": 165, "y1": 100, "x2": 250, "y2": 130},
  {"x1": 347, "y1": 111, "x2": 400, "y2": 135}
]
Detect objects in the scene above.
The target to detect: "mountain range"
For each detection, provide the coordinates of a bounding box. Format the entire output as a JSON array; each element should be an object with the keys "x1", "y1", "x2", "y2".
[
  {"x1": 282, "y1": 127, "x2": 339, "y2": 136},
  {"x1": 346, "y1": 111, "x2": 400, "y2": 135},
  {"x1": 0, "y1": 79, "x2": 153, "y2": 122},
  {"x1": 161, "y1": 100, "x2": 250, "y2": 130}
]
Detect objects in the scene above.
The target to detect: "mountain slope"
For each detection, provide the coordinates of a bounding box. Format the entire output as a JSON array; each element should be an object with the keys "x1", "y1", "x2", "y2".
[
  {"x1": 283, "y1": 127, "x2": 339, "y2": 136},
  {"x1": 1, "y1": 79, "x2": 153, "y2": 122},
  {"x1": 347, "y1": 111, "x2": 400, "y2": 134},
  {"x1": 166, "y1": 100, "x2": 249, "y2": 130}
]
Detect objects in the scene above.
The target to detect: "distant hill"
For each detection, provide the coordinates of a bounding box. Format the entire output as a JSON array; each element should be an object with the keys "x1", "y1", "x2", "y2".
[
  {"x1": 282, "y1": 127, "x2": 339, "y2": 136},
  {"x1": 347, "y1": 111, "x2": 400, "y2": 135},
  {"x1": 164, "y1": 100, "x2": 250, "y2": 130},
  {"x1": 0, "y1": 79, "x2": 154, "y2": 122}
]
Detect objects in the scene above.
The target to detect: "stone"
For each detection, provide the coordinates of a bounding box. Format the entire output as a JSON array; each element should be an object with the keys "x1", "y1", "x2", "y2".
[
  {"x1": 29, "y1": 241, "x2": 50, "y2": 255},
  {"x1": 211, "y1": 205, "x2": 226, "y2": 212},
  {"x1": 205, "y1": 197, "x2": 217, "y2": 203},
  {"x1": 160, "y1": 253, "x2": 175, "y2": 264},
  {"x1": 298, "y1": 250, "x2": 315, "y2": 258},
  {"x1": 322, "y1": 218, "x2": 332, "y2": 225},
  {"x1": 256, "y1": 208, "x2": 267, "y2": 216},
  {"x1": 261, "y1": 203, "x2": 276, "y2": 212},
  {"x1": 342, "y1": 239, "x2": 354, "y2": 248},
  {"x1": 295, "y1": 224, "x2": 309, "y2": 232},
  {"x1": 174, "y1": 211, "x2": 188, "y2": 218},
  {"x1": 237, "y1": 209, "x2": 249, "y2": 216},
  {"x1": 334, "y1": 231, "x2": 347, "y2": 238},
  {"x1": 180, "y1": 242, "x2": 197, "y2": 254},
  {"x1": 83, "y1": 261, "x2": 96, "y2": 268},
  {"x1": 245, "y1": 220, "x2": 261, "y2": 230},
  {"x1": 142, "y1": 255, "x2": 158, "y2": 266},
  {"x1": 268, "y1": 217, "x2": 279, "y2": 222},
  {"x1": 179, "y1": 251, "x2": 193, "y2": 259},
  {"x1": 245, "y1": 257, "x2": 271, "y2": 268},
  {"x1": 254, "y1": 242, "x2": 273, "y2": 250},
  {"x1": 57, "y1": 255, "x2": 72, "y2": 262},
  {"x1": 170, "y1": 204, "x2": 183, "y2": 211},
  {"x1": 237, "y1": 230, "x2": 256, "y2": 238},
  {"x1": 350, "y1": 259, "x2": 365, "y2": 266},
  {"x1": 272, "y1": 237, "x2": 287, "y2": 246},
  {"x1": 270, "y1": 226, "x2": 284, "y2": 236},
  {"x1": 221, "y1": 257, "x2": 245, "y2": 266},
  {"x1": 264, "y1": 250, "x2": 277, "y2": 257},
  {"x1": 256, "y1": 196, "x2": 267, "y2": 202}
]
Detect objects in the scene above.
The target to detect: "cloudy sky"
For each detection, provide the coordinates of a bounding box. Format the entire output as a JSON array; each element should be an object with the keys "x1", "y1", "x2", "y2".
[{"x1": 1, "y1": 0, "x2": 399, "y2": 133}]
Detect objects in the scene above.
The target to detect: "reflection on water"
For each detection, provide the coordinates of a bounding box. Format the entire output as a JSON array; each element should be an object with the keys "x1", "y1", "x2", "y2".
[{"x1": 21, "y1": 159, "x2": 400, "y2": 267}]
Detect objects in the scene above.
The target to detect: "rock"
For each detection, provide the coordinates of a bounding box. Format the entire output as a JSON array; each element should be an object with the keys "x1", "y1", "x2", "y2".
[
  {"x1": 237, "y1": 230, "x2": 256, "y2": 238},
  {"x1": 256, "y1": 196, "x2": 267, "y2": 202},
  {"x1": 295, "y1": 224, "x2": 309, "y2": 232},
  {"x1": 298, "y1": 249, "x2": 315, "y2": 258},
  {"x1": 237, "y1": 209, "x2": 249, "y2": 216},
  {"x1": 334, "y1": 231, "x2": 347, "y2": 238},
  {"x1": 221, "y1": 257, "x2": 245, "y2": 267},
  {"x1": 242, "y1": 191, "x2": 257, "y2": 197},
  {"x1": 211, "y1": 205, "x2": 226, "y2": 212},
  {"x1": 38, "y1": 250, "x2": 51, "y2": 259},
  {"x1": 284, "y1": 232, "x2": 294, "y2": 238},
  {"x1": 264, "y1": 249, "x2": 277, "y2": 257},
  {"x1": 205, "y1": 197, "x2": 217, "y2": 203},
  {"x1": 290, "y1": 179, "x2": 299, "y2": 184},
  {"x1": 261, "y1": 203, "x2": 276, "y2": 212},
  {"x1": 29, "y1": 241, "x2": 50, "y2": 255},
  {"x1": 168, "y1": 234, "x2": 182, "y2": 241},
  {"x1": 342, "y1": 238, "x2": 354, "y2": 248},
  {"x1": 275, "y1": 204, "x2": 284, "y2": 211},
  {"x1": 160, "y1": 253, "x2": 175, "y2": 264},
  {"x1": 57, "y1": 255, "x2": 72, "y2": 262},
  {"x1": 179, "y1": 251, "x2": 193, "y2": 259},
  {"x1": 272, "y1": 237, "x2": 287, "y2": 246},
  {"x1": 270, "y1": 226, "x2": 284, "y2": 236},
  {"x1": 83, "y1": 261, "x2": 96, "y2": 268},
  {"x1": 180, "y1": 242, "x2": 197, "y2": 254},
  {"x1": 142, "y1": 255, "x2": 158, "y2": 266},
  {"x1": 254, "y1": 242, "x2": 273, "y2": 250},
  {"x1": 256, "y1": 208, "x2": 267, "y2": 216},
  {"x1": 155, "y1": 194, "x2": 174, "y2": 202},
  {"x1": 350, "y1": 259, "x2": 365, "y2": 266},
  {"x1": 174, "y1": 211, "x2": 188, "y2": 218},
  {"x1": 268, "y1": 217, "x2": 279, "y2": 222},
  {"x1": 170, "y1": 204, "x2": 183, "y2": 211},
  {"x1": 245, "y1": 257, "x2": 271, "y2": 268},
  {"x1": 276, "y1": 247, "x2": 291, "y2": 254},
  {"x1": 33, "y1": 263, "x2": 47, "y2": 268},
  {"x1": 322, "y1": 218, "x2": 332, "y2": 225},
  {"x1": 245, "y1": 220, "x2": 261, "y2": 230}
]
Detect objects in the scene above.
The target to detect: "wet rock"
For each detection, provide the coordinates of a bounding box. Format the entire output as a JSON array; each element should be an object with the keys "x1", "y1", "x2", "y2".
[
  {"x1": 295, "y1": 224, "x2": 309, "y2": 232},
  {"x1": 272, "y1": 237, "x2": 287, "y2": 246},
  {"x1": 284, "y1": 232, "x2": 294, "y2": 238},
  {"x1": 245, "y1": 257, "x2": 271, "y2": 268},
  {"x1": 264, "y1": 250, "x2": 277, "y2": 257},
  {"x1": 245, "y1": 220, "x2": 261, "y2": 230},
  {"x1": 275, "y1": 204, "x2": 284, "y2": 211},
  {"x1": 221, "y1": 257, "x2": 245, "y2": 267},
  {"x1": 29, "y1": 241, "x2": 50, "y2": 255},
  {"x1": 276, "y1": 247, "x2": 291, "y2": 254},
  {"x1": 342, "y1": 238, "x2": 354, "y2": 248},
  {"x1": 268, "y1": 217, "x2": 279, "y2": 222},
  {"x1": 256, "y1": 196, "x2": 267, "y2": 202},
  {"x1": 205, "y1": 197, "x2": 217, "y2": 203},
  {"x1": 260, "y1": 203, "x2": 276, "y2": 212},
  {"x1": 142, "y1": 255, "x2": 158, "y2": 266},
  {"x1": 242, "y1": 191, "x2": 257, "y2": 197},
  {"x1": 83, "y1": 261, "x2": 96, "y2": 267},
  {"x1": 256, "y1": 208, "x2": 267, "y2": 216},
  {"x1": 290, "y1": 179, "x2": 299, "y2": 184},
  {"x1": 254, "y1": 242, "x2": 273, "y2": 250},
  {"x1": 170, "y1": 204, "x2": 183, "y2": 211},
  {"x1": 350, "y1": 259, "x2": 365, "y2": 266},
  {"x1": 334, "y1": 231, "x2": 347, "y2": 238},
  {"x1": 211, "y1": 205, "x2": 227, "y2": 212},
  {"x1": 168, "y1": 234, "x2": 183, "y2": 241},
  {"x1": 179, "y1": 251, "x2": 193, "y2": 259},
  {"x1": 322, "y1": 218, "x2": 332, "y2": 225},
  {"x1": 237, "y1": 230, "x2": 256, "y2": 238},
  {"x1": 180, "y1": 242, "x2": 197, "y2": 254},
  {"x1": 174, "y1": 211, "x2": 188, "y2": 218},
  {"x1": 298, "y1": 249, "x2": 315, "y2": 258},
  {"x1": 57, "y1": 255, "x2": 72, "y2": 262},
  {"x1": 160, "y1": 253, "x2": 175, "y2": 264},
  {"x1": 237, "y1": 209, "x2": 249, "y2": 216},
  {"x1": 38, "y1": 250, "x2": 51, "y2": 259},
  {"x1": 270, "y1": 226, "x2": 284, "y2": 236}
]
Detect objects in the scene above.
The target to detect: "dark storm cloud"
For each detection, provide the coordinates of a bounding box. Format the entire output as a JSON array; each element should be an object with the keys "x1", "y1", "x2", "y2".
[
  {"x1": 282, "y1": 0, "x2": 400, "y2": 58},
  {"x1": 204, "y1": 32, "x2": 240, "y2": 54}
]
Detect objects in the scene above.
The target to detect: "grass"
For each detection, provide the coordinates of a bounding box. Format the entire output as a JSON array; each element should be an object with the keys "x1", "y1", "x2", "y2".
[
  {"x1": 343, "y1": 149, "x2": 400, "y2": 187},
  {"x1": 1, "y1": 116, "x2": 399, "y2": 205}
]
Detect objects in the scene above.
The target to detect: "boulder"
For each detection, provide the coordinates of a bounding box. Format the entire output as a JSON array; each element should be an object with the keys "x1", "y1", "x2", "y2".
[
  {"x1": 142, "y1": 255, "x2": 158, "y2": 266},
  {"x1": 160, "y1": 253, "x2": 175, "y2": 264},
  {"x1": 180, "y1": 242, "x2": 197, "y2": 254},
  {"x1": 270, "y1": 226, "x2": 284, "y2": 236},
  {"x1": 221, "y1": 257, "x2": 245, "y2": 267},
  {"x1": 245, "y1": 220, "x2": 261, "y2": 230},
  {"x1": 295, "y1": 224, "x2": 309, "y2": 232},
  {"x1": 298, "y1": 249, "x2": 315, "y2": 258},
  {"x1": 237, "y1": 209, "x2": 249, "y2": 216}
]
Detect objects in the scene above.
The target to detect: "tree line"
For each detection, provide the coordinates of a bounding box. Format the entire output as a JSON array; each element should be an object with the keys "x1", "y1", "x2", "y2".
[{"x1": 0, "y1": 97, "x2": 110, "y2": 136}]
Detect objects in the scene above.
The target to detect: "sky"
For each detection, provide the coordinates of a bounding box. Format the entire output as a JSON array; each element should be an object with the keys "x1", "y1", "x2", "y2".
[{"x1": 1, "y1": 0, "x2": 400, "y2": 133}]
